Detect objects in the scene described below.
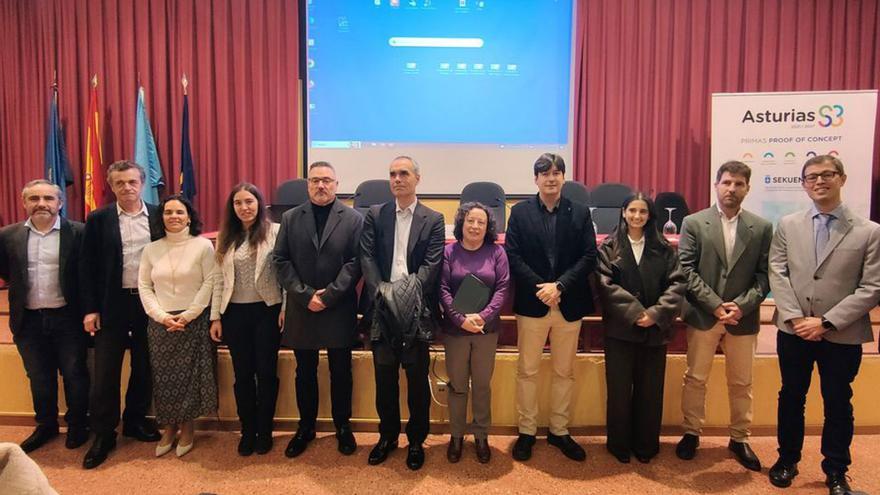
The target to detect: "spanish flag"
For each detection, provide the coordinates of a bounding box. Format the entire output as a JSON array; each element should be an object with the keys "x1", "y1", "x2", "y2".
[{"x1": 84, "y1": 74, "x2": 104, "y2": 216}]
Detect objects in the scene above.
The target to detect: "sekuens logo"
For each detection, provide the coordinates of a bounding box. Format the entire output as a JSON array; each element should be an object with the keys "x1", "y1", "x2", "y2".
[{"x1": 741, "y1": 104, "x2": 844, "y2": 127}]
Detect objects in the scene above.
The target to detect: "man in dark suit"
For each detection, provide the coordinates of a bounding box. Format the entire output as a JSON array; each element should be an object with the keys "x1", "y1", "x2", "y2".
[
  {"x1": 768, "y1": 155, "x2": 880, "y2": 495},
  {"x1": 676, "y1": 161, "x2": 772, "y2": 471},
  {"x1": 360, "y1": 156, "x2": 445, "y2": 471},
  {"x1": 505, "y1": 153, "x2": 597, "y2": 462},
  {"x1": 79, "y1": 160, "x2": 162, "y2": 469},
  {"x1": 0, "y1": 180, "x2": 90, "y2": 453},
  {"x1": 274, "y1": 161, "x2": 363, "y2": 458}
]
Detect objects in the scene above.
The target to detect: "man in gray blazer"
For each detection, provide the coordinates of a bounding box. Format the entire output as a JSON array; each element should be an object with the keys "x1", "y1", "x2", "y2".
[
  {"x1": 676, "y1": 161, "x2": 772, "y2": 471},
  {"x1": 767, "y1": 155, "x2": 880, "y2": 495},
  {"x1": 274, "y1": 161, "x2": 363, "y2": 458}
]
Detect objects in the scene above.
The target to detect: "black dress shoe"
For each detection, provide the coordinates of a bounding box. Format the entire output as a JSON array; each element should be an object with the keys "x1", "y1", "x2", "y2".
[
  {"x1": 728, "y1": 440, "x2": 761, "y2": 471},
  {"x1": 475, "y1": 438, "x2": 491, "y2": 464},
  {"x1": 82, "y1": 434, "x2": 116, "y2": 469},
  {"x1": 406, "y1": 444, "x2": 425, "y2": 471},
  {"x1": 635, "y1": 454, "x2": 652, "y2": 464},
  {"x1": 20, "y1": 425, "x2": 59, "y2": 453},
  {"x1": 238, "y1": 433, "x2": 256, "y2": 456},
  {"x1": 65, "y1": 427, "x2": 90, "y2": 449},
  {"x1": 284, "y1": 429, "x2": 315, "y2": 458},
  {"x1": 512, "y1": 433, "x2": 536, "y2": 461},
  {"x1": 608, "y1": 448, "x2": 630, "y2": 464},
  {"x1": 447, "y1": 436, "x2": 463, "y2": 463},
  {"x1": 122, "y1": 422, "x2": 161, "y2": 442},
  {"x1": 255, "y1": 433, "x2": 273, "y2": 455},
  {"x1": 825, "y1": 472, "x2": 852, "y2": 495},
  {"x1": 336, "y1": 426, "x2": 357, "y2": 456},
  {"x1": 547, "y1": 433, "x2": 586, "y2": 461},
  {"x1": 676, "y1": 433, "x2": 699, "y2": 460},
  {"x1": 368, "y1": 438, "x2": 398, "y2": 465},
  {"x1": 768, "y1": 460, "x2": 799, "y2": 488}
]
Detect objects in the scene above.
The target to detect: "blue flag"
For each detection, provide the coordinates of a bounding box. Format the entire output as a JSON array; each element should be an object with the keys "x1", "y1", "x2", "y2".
[
  {"x1": 133, "y1": 86, "x2": 164, "y2": 205},
  {"x1": 179, "y1": 94, "x2": 196, "y2": 200},
  {"x1": 45, "y1": 89, "x2": 74, "y2": 217}
]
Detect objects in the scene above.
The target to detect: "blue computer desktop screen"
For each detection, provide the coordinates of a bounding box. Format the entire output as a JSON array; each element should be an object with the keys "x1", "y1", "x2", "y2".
[{"x1": 307, "y1": 0, "x2": 573, "y2": 146}]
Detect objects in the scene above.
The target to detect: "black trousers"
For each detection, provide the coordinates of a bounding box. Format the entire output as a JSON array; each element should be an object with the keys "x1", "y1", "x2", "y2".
[
  {"x1": 776, "y1": 330, "x2": 862, "y2": 475},
  {"x1": 373, "y1": 341, "x2": 431, "y2": 445},
  {"x1": 604, "y1": 336, "x2": 667, "y2": 459},
  {"x1": 14, "y1": 307, "x2": 90, "y2": 429},
  {"x1": 222, "y1": 302, "x2": 281, "y2": 436},
  {"x1": 293, "y1": 348, "x2": 353, "y2": 431},
  {"x1": 90, "y1": 291, "x2": 153, "y2": 435}
]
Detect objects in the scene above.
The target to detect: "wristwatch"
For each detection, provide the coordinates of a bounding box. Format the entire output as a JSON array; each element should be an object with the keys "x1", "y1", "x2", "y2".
[
  {"x1": 821, "y1": 317, "x2": 837, "y2": 331},
  {"x1": 556, "y1": 281, "x2": 566, "y2": 293}
]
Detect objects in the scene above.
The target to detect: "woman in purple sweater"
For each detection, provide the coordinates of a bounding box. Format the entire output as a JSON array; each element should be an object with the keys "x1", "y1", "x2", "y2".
[{"x1": 440, "y1": 202, "x2": 510, "y2": 464}]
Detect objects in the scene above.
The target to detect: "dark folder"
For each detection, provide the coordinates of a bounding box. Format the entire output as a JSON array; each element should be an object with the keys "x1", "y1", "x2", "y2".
[{"x1": 452, "y1": 274, "x2": 491, "y2": 314}]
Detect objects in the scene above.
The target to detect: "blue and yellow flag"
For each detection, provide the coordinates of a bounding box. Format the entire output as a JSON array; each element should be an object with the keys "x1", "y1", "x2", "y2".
[
  {"x1": 133, "y1": 86, "x2": 164, "y2": 205},
  {"x1": 45, "y1": 87, "x2": 74, "y2": 217}
]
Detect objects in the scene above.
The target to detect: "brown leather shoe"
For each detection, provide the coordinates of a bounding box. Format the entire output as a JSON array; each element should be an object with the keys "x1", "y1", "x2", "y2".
[
  {"x1": 475, "y1": 437, "x2": 491, "y2": 464},
  {"x1": 447, "y1": 436, "x2": 463, "y2": 463}
]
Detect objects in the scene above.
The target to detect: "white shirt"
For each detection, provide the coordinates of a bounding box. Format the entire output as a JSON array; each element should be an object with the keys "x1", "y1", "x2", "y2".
[
  {"x1": 390, "y1": 200, "x2": 418, "y2": 282},
  {"x1": 117, "y1": 202, "x2": 151, "y2": 288},
  {"x1": 628, "y1": 235, "x2": 645, "y2": 265},
  {"x1": 138, "y1": 230, "x2": 215, "y2": 323},
  {"x1": 716, "y1": 204, "x2": 740, "y2": 264},
  {"x1": 24, "y1": 216, "x2": 65, "y2": 309}
]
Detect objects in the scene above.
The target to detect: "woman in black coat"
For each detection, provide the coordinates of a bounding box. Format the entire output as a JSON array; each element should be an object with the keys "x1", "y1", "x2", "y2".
[{"x1": 596, "y1": 192, "x2": 686, "y2": 464}]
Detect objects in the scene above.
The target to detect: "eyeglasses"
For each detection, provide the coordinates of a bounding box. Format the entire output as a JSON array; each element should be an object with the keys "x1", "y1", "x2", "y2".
[
  {"x1": 308, "y1": 178, "x2": 336, "y2": 185},
  {"x1": 802, "y1": 171, "x2": 840, "y2": 183}
]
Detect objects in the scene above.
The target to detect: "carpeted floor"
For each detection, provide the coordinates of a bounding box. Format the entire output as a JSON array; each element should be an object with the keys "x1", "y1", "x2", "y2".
[{"x1": 1, "y1": 426, "x2": 877, "y2": 495}]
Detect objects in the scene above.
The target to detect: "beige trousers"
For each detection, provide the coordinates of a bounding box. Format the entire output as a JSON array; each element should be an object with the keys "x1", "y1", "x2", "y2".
[
  {"x1": 515, "y1": 307, "x2": 582, "y2": 436},
  {"x1": 681, "y1": 322, "x2": 757, "y2": 441}
]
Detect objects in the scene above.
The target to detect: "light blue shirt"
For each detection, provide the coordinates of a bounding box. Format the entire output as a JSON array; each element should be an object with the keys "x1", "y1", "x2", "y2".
[{"x1": 24, "y1": 216, "x2": 66, "y2": 309}]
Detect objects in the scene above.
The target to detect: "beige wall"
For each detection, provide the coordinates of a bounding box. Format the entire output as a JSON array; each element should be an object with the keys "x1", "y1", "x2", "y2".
[{"x1": 1, "y1": 346, "x2": 878, "y2": 431}]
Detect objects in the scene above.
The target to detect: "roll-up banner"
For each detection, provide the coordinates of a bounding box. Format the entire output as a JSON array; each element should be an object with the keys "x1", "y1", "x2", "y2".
[{"x1": 710, "y1": 90, "x2": 877, "y2": 224}]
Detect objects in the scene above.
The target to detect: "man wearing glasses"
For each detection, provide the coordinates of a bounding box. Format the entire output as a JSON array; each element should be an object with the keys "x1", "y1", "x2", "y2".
[
  {"x1": 274, "y1": 161, "x2": 363, "y2": 458},
  {"x1": 768, "y1": 155, "x2": 880, "y2": 495}
]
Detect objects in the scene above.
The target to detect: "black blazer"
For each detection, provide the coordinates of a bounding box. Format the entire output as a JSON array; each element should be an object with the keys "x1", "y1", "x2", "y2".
[
  {"x1": 274, "y1": 199, "x2": 364, "y2": 349},
  {"x1": 79, "y1": 203, "x2": 163, "y2": 328},
  {"x1": 596, "y1": 235, "x2": 686, "y2": 346},
  {"x1": 0, "y1": 218, "x2": 84, "y2": 335},
  {"x1": 359, "y1": 201, "x2": 445, "y2": 325},
  {"x1": 505, "y1": 195, "x2": 597, "y2": 322}
]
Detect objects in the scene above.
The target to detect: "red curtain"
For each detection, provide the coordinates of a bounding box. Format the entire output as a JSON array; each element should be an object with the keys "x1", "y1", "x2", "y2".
[
  {"x1": 572, "y1": 0, "x2": 880, "y2": 218},
  {"x1": 0, "y1": 0, "x2": 300, "y2": 229}
]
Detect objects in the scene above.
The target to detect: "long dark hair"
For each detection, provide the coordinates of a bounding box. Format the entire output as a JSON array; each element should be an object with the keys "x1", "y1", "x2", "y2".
[
  {"x1": 156, "y1": 194, "x2": 202, "y2": 238},
  {"x1": 215, "y1": 182, "x2": 270, "y2": 263},
  {"x1": 610, "y1": 192, "x2": 669, "y2": 259}
]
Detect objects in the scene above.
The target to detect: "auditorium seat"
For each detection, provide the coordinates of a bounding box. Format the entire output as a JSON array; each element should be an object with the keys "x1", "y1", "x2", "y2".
[
  {"x1": 460, "y1": 181, "x2": 507, "y2": 231},
  {"x1": 561, "y1": 180, "x2": 591, "y2": 207},
  {"x1": 589, "y1": 182, "x2": 633, "y2": 234},
  {"x1": 353, "y1": 179, "x2": 393, "y2": 217},
  {"x1": 269, "y1": 178, "x2": 309, "y2": 221}
]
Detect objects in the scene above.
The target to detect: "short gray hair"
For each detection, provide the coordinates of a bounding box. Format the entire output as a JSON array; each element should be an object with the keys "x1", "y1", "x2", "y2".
[
  {"x1": 308, "y1": 161, "x2": 336, "y2": 173},
  {"x1": 21, "y1": 179, "x2": 62, "y2": 200},
  {"x1": 107, "y1": 160, "x2": 146, "y2": 183},
  {"x1": 391, "y1": 155, "x2": 420, "y2": 175}
]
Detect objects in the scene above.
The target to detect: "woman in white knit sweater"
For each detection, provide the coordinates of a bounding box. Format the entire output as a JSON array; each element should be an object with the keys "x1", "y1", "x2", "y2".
[{"x1": 138, "y1": 195, "x2": 216, "y2": 458}]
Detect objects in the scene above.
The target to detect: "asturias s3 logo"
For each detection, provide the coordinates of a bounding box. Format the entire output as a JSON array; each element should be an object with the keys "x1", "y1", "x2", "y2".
[{"x1": 817, "y1": 104, "x2": 844, "y2": 127}]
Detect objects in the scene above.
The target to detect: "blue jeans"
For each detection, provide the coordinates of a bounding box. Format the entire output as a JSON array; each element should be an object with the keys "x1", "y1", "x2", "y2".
[{"x1": 14, "y1": 307, "x2": 90, "y2": 429}]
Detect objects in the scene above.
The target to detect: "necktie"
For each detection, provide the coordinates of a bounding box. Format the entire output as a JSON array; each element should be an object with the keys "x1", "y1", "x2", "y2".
[{"x1": 815, "y1": 213, "x2": 831, "y2": 266}]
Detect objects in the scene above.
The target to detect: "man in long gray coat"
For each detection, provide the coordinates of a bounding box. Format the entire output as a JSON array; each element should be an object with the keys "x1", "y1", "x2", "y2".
[{"x1": 274, "y1": 161, "x2": 363, "y2": 458}]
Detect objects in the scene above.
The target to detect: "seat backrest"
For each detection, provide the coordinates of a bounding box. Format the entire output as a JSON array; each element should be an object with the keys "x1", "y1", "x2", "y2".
[
  {"x1": 353, "y1": 179, "x2": 393, "y2": 209},
  {"x1": 590, "y1": 182, "x2": 633, "y2": 208},
  {"x1": 562, "y1": 180, "x2": 591, "y2": 207},
  {"x1": 460, "y1": 181, "x2": 507, "y2": 232},
  {"x1": 591, "y1": 207, "x2": 621, "y2": 235},
  {"x1": 270, "y1": 178, "x2": 309, "y2": 221}
]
